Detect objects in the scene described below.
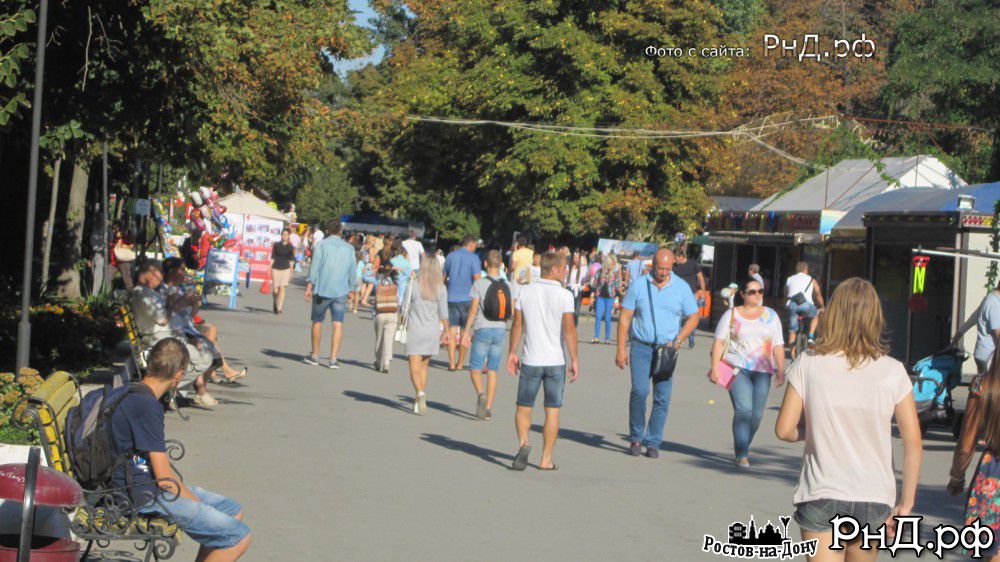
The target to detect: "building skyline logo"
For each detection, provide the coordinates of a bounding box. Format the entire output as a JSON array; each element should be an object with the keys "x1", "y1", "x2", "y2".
[{"x1": 704, "y1": 514, "x2": 818, "y2": 559}]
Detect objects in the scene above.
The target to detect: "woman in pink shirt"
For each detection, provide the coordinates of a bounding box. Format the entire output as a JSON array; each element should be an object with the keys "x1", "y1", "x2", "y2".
[{"x1": 776, "y1": 277, "x2": 921, "y2": 561}]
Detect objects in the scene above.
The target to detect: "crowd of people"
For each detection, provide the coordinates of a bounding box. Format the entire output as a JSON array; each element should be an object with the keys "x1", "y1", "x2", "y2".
[{"x1": 112, "y1": 214, "x2": 1000, "y2": 562}]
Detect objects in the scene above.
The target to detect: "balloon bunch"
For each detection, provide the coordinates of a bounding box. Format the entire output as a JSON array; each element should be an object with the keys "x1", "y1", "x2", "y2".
[{"x1": 185, "y1": 186, "x2": 239, "y2": 255}]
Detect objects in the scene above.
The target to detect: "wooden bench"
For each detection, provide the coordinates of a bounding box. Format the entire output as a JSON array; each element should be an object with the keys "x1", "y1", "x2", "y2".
[{"x1": 15, "y1": 371, "x2": 186, "y2": 561}]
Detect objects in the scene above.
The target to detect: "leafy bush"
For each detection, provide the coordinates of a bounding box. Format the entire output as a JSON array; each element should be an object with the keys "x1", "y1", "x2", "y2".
[
  {"x1": 0, "y1": 295, "x2": 123, "y2": 373},
  {"x1": 0, "y1": 368, "x2": 43, "y2": 445}
]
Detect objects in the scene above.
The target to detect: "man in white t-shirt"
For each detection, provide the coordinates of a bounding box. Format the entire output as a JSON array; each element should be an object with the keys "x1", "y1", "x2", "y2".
[
  {"x1": 784, "y1": 261, "x2": 825, "y2": 355},
  {"x1": 402, "y1": 229, "x2": 425, "y2": 271},
  {"x1": 506, "y1": 252, "x2": 578, "y2": 471}
]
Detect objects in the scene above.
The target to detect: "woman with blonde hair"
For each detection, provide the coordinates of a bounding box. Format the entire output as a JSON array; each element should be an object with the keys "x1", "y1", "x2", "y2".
[
  {"x1": 404, "y1": 255, "x2": 451, "y2": 414},
  {"x1": 776, "y1": 277, "x2": 921, "y2": 561}
]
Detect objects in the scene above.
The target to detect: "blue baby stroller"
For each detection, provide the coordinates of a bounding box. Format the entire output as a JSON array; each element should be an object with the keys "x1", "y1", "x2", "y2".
[{"x1": 909, "y1": 348, "x2": 968, "y2": 438}]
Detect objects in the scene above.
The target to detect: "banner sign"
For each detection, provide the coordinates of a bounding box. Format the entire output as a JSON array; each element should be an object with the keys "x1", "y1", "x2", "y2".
[
  {"x1": 597, "y1": 238, "x2": 659, "y2": 257},
  {"x1": 203, "y1": 249, "x2": 240, "y2": 309}
]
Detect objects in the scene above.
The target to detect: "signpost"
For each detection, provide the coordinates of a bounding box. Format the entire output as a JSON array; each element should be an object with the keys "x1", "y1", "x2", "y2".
[{"x1": 203, "y1": 250, "x2": 240, "y2": 309}]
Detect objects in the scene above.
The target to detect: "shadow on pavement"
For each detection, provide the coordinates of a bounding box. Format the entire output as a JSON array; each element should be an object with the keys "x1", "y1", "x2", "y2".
[
  {"x1": 420, "y1": 433, "x2": 513, "y2": 468},
  {"x1": 395, "y1": 395, "x2": 477, "y2": 420},
  {"x1": 530, "y1": 425, "x2": 629, "y2": 454},
  {"x1": 915, "y1": 482, "x2": 965, "y2": 522},
  {"x1": 343, "y1": 390, "x2": 410, "y2": 413},
  {"x1": 339, "y1": 358, "x2": 378, "y2": 371},
  {"x1": 82, "y1": 550, "x2": 142, "y2": 562},
  {"x1": 261, "y1": 348, "x2": 307, "y2": 362}
]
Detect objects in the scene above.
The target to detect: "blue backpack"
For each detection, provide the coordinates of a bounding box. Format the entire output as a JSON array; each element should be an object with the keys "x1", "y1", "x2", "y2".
[{"x1": 64, "y1": 383, "x2": 144, "y2": 489}]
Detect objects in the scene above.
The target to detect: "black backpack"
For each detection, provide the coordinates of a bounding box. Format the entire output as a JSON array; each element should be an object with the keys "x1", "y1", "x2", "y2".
[
  {"x1": 64, "y1": 383, "x2": 146, "y2": 489},
  {"x1": 482, "y1": 278, "x2": 512, "y2": 322}
]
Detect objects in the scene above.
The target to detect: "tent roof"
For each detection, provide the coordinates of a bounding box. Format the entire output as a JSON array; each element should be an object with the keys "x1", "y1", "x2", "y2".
[
  {"x1": 712, "y1": 196, "x2": 762, "y2": 211},
  {"x1": 218, "y1": 191, "x2": 288, "y2": 222},
  {"x1": 753, "y1": 156, "x2": 966, "y2": 213},
  {"x1": 832, "y1": 182, "x2": 1000, "y2": 234}
]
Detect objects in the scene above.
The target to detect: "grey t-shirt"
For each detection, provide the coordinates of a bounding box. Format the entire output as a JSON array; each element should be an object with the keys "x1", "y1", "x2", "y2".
[
  {"x1": 470, "y1": 275, "x2": 508, "y2": 330},
  {"x1": 975, "y1": 292, "x2": 1000, "y2": 362}
]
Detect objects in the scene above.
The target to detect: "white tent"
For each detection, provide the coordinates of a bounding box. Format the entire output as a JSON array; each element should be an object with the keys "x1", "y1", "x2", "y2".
[
  {"x1": 217, "y1": 191, "x2": 289, "y2": 222},
  {"x1": 753, "y1": 155, "x2": 966, "y2": 213}
]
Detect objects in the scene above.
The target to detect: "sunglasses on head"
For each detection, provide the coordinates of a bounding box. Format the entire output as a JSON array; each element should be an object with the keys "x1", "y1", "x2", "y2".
[{"x1": 743, "y1": 288, "x2": 764, "y2": 296}]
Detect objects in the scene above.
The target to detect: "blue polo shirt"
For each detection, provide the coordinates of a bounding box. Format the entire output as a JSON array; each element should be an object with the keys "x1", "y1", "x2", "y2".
[
  {"x1": 622, "y1": 273, "x2": 698, "y2": 345},
  {"x1": 443, "y1": 248, "x2": 481, "y2": 303}
]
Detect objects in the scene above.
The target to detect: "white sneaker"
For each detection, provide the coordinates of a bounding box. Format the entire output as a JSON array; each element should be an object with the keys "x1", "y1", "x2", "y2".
[
  {"x1": 194, "y1": 393, "x2": 218, "y2": 408},
  {"x1": 417, "y1": 392, "x2": 427, "y2": 415}
]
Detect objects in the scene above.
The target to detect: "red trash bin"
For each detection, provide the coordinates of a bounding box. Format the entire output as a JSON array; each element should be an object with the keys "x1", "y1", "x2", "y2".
[{"x1": 0, "y1": 447, "x2": 83, "y2": 562}]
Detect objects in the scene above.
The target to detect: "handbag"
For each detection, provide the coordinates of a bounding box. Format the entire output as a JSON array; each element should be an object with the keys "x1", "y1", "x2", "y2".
[
  {"x1": 114, "y1": 245, "x2": 136, "y2": 262},
  {"x1": 646, "y1": 279, "x2": 679, "y2": 382},
  {"x1": 790, "y1": 276, "x2": 811, "y2": 305},
  {"x1": 375, "y1": 282, "x2": 399, "y2": 314},
  {"x1": 394, "y1": 278, "x2": 413, "y2": 344},
  {"x1": 708, "y1": 309, "x2": 738, "y2": 390}
]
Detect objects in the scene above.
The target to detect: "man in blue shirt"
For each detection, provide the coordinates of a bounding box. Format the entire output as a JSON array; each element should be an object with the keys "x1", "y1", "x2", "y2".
[
  {"x1": 615, "y1": 248, "x2": 699, "y2": 459},
  {"x1": 443, "y1": 235, "x2": 481, "y2": 370},
  {"x1": 305, "y1": 218, "x2": 357, "y2": 369},
  {"x1": 112, "y1": 338, "x2": 251, "y2": 560}
]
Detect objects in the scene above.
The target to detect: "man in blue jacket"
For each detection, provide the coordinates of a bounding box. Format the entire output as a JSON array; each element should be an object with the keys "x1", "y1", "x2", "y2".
[{"x1": 304, "y1": 218, "x2": 357, "y2": 369}]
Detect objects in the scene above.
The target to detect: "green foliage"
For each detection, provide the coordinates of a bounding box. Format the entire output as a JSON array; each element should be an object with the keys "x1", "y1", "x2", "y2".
[
  {"x1": 295, "y1": 159, "x2": 360, "y2": 225},
  {"x1": 348, "y1": 0, "x2": 726, "y2": 240},
  {"x1": 0, "y1": 6, "x2": 33, "y2": 126},
  {"x1": 0, "y1": 368, "x2": 42, "y2": 446},
  {"x1": 884, "y1": 0, "x2": 1000, "y2": 182}
]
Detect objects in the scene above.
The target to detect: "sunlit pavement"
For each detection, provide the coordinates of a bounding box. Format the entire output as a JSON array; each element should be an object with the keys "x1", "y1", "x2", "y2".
[{"x1": 106, "y1": 277, "x2": 967, "y2": 561}]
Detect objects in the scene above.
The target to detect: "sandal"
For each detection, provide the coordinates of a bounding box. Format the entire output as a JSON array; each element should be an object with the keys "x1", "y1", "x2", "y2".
[
  {"x1": 193, "y1": 393, "x2": 218, "y2": 407},
  {"x1": 539, "y1": 464, "x2": 559, "y2": 471}
]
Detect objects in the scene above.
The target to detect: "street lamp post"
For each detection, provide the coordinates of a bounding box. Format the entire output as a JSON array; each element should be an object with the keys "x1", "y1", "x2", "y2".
[{"x1": 16, "y1": 0, "x2": 51, "y2": 371}]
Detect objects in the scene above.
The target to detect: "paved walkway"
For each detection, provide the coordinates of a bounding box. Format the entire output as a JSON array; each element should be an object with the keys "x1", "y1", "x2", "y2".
[{"x1": 102, "y1": 278, "x2": 969, "y2": 561}]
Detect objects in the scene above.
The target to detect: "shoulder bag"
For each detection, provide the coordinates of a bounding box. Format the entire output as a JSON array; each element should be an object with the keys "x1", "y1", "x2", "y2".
[
  {"x1": 707, "y1": 309, "x2": 737, "y2": 390},
  {"x1": 646, "y1": 279, "x2": 678, "y2": 382},
  {"x1": 790, "y1": 276, "x2": 812, "y2": 305},
  {"x1": 394, "y1": 277, "x2": 413, "y2": 344}
]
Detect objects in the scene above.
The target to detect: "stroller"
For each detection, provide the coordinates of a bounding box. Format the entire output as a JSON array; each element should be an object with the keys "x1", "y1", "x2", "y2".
[{"x1": 909, "y1": 348, "x2": 969, "y2": 438}]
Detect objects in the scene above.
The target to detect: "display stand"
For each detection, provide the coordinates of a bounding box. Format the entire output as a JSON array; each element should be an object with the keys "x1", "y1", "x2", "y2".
[{"x1": 203, "y1": 249, "x2": 240, "y2": 309}]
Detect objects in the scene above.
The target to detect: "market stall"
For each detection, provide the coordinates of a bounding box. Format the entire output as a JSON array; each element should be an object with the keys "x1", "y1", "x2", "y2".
[{"x1": 218, "y1": 192, "x2": 289, "y2": 282}]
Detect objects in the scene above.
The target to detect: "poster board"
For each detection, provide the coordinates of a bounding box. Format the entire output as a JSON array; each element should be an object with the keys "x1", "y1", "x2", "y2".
[
  {"x1": 223, "y1": 212, "x2": 283, "y2": 281},
  {"x1": 597, "y1": 238, "x2": 659, "y2": 257},
  {"x1": 203, "y1": 249, "x2": 240, "y2": 309}
]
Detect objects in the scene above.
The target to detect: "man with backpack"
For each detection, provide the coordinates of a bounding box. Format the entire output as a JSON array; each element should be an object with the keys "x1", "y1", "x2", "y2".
[
  {"x1": 462, "y1": 250, "x2": 512, "y2": 420},
  {"x1": 102, "y1": 337, "x2": 252, "y2": 561}
]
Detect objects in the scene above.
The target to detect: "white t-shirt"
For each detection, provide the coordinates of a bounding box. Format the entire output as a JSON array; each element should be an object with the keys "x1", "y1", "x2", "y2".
[
  {"x1": 515, "y1": 278, "x2": 575, "y2": 367},
  {"x1": 714, "y1": 307, "x2": 784, "y2": 373},
  {"x1": 787, "y1": 352, "x2": 913, "y2": 508},
  {"x1": 402, "y1": 238, "x2": 425, "y2": 270},
  {"x1": 785, "y1": 272, "x2": 814, "y2": 306}
]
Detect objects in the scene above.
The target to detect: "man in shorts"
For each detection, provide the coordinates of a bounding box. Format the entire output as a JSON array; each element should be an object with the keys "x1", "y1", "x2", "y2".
[
  {"x1": 506, "y1": 252, "x2": 579, "y2": 471},
  {"x1": 305, "y1": 218, "x2": 357, "y2": 369},
  {"x1": 462, "y1": 250, "x2": 509, "y2": 420},
  {"x1": 443, "y1": 235, "x2": 481, "y2": 370},
  {"x1": 111, "y1": 338, "x2": 251, "y2": 560}
]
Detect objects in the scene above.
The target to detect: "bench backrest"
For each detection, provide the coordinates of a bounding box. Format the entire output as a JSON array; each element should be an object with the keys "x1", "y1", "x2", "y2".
[
  {"x1": 119, "y1": 303, "x2": 147, "y2": 371},
  {"x1": 24, "y1": 371, "x2": 80, "y2": 476}
]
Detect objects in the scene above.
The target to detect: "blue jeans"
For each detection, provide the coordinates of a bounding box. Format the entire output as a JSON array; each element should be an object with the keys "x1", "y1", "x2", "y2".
[
  {"x1": 628, "y1": 343, "x2": 673, "y2": 448},
  {"x1": 469, "y1": 328, "x2": 505, "y2": 372},
  {"x1": 787, "y1": 301, "x2": 818, "y2": 332},
  {"x1": 311, "y1": 295, "x2": 348, "y2": 323},
  {"x1": 728, "y1": 369, "x2": 772, "y2": 459},
  {"x1": 516, "y1": 364, "x2": 566, "y2": 408},
  {"x1": 140, "y1": 486, "x2": 250, "y2": 549},
  {"x1": 594, "y1": 296, "x2": 614, "y2": 340}
]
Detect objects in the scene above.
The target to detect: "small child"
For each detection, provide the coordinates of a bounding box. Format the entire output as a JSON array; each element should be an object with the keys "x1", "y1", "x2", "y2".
[{"x1": 111, "y1": 338, "x2": 252, "y2": 560}]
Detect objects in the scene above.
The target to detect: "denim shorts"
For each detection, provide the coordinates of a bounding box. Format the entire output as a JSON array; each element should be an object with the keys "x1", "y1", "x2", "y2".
[
  {"x1": 140, "y1": 486, "x2": 250, "y2": 549},
  {"x1": 787, "y1": 301, "x2": 818, "y2": 332},
  {"x1": 448, "y1": 301, "x2": 471, "y2": 328},
  {"x1": 516, "y1": 364, "x2": 566, "y2": 408},
  {"x1": 794, "y1": 499, "x2": 892, "y2": 533},
  {"x1": 469, "y1": 328, "x2": 505, "y2": 372},
  {"x1": 311, "y1": 295, "x2": 348, "y2": 323}
]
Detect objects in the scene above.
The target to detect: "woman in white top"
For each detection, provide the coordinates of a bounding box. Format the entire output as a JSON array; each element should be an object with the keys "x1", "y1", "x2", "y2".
[
  {"x1": 710, "y1": 277, "x2": 785, "y2": 469},
  {"x1": 776, "y1": 277, "x2": 921, "y2": 561}
]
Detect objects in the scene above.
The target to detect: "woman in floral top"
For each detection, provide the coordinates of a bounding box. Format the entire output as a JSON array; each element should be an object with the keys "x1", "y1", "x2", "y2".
[
  {"x1": 949, "y1": 362, "x2": 1000, "y2": 558},
  {"x1": 589, "y1": 254, "x2": 622, "y2": 345},
  {"x1": 710, "y1": 277, "x2": 785, "y2": 468}
]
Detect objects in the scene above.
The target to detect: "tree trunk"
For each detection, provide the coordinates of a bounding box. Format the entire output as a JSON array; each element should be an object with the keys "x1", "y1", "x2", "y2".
[
  {"x1": 54, "y1": 160, "x2": 89, "y2": 299},
  {"x1": 40, "y1": 158, "x2": 62, "y2": 294}
]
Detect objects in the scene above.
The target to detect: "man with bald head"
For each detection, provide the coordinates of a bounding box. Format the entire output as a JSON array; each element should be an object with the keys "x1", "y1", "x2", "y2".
[{"x1": 616, "y1": 247, "x2": 700, "y2": 458}]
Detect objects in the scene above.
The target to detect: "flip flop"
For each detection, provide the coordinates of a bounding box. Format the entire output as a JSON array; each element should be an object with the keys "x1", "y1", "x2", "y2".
[
  {"x1": 512, "y1": 445, "x2": 531, "y2": 471},
  {"x1": 539, "y1": 464, "x2": 559, "y2": 471}
]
